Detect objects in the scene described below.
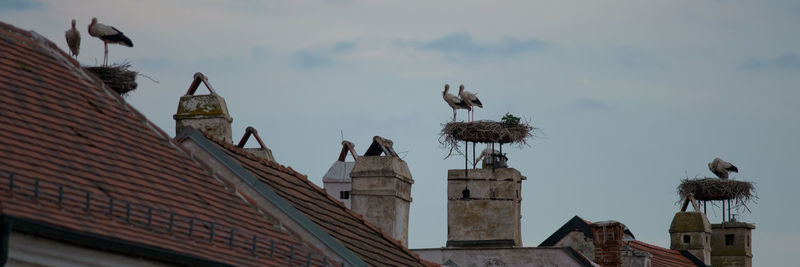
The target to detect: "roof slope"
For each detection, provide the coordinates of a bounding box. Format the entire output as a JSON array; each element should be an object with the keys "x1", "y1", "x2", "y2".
[
  {"x1": 628, "y1": 241, "x2": 704, "y2": 267},
  {"x1": 204, "y1": 135, "x2": 429, "y2": 266},
  {"x1": 0, "y1": 21, "x2": 332, "y2": 266}
]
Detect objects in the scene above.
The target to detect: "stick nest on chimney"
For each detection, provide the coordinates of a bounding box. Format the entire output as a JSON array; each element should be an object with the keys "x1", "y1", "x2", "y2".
[
  {"x1": 678, "y1": 178, "x2": 756, "y2": 202},
  {"x1": 439, "y1": 120, "x2": 535, "y2": 158},
  {"x1": 85, "y1": 63, "x2": 138, "y2": 96}
]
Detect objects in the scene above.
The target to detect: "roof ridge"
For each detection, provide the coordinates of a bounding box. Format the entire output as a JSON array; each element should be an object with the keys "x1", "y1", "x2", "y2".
[
  {"x1": 202, "y1": 131, "x2": 312, "y2": 180},
  {"x1": 201, "y1": 132, "x2": 427, "y2": 264}
]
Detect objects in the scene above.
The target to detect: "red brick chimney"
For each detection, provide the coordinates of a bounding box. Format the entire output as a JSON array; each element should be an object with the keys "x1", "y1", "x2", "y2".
[{"x1": 591, "y1": 221, "x2": 624, "y2": 267}]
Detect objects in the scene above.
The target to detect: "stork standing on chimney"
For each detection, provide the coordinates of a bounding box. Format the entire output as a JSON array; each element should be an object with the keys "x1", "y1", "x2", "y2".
[
  {"x1": 443, "y1": 84, "x2": 471, "y2": 121},
  {"x1": 459, "y1": 84, "x2": 482, "y2": 122},
  {"x1": 65, "y1": 19, "x2": 80, "y2": 59},
  {"x1": 708, "y1": 157, "x2": 738, "y2": 179},
  {"x1": 88, "y1": 17, "x2": 133, "y2": 66}
]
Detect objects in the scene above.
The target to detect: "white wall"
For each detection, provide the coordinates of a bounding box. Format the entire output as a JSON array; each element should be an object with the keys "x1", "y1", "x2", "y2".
[{"x1": 6, "y1": 232, "x2": 173, "y2": 267}]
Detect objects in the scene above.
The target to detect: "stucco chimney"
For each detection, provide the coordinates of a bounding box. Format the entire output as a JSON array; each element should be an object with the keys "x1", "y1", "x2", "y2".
[
  {"x1": 711, "y1": 222, "x2": 755, "y2": 267},
  {"x1": 669, "y1": 211, "x2": 712, "y2": 265},
  {"x1": 236, "y1": 126, "x2": 275, "y2": 162},
  {"x1": 173, "y1": 72, "x2": 233, "y2": 143},
  {"x1": 446, "y1": 168, "x2": 524, "y2": 248},
  {"x1": 590, "y1": 221, "x2": 624, "y2": 267},
  {"x1": 349, "y1": 136, "x2": 413, "y2": 247},
  {"x1": 323, "y1": 141, "x2": 358, "y2": 209}
]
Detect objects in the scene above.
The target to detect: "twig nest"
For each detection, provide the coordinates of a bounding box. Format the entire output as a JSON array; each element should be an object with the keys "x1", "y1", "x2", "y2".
[
  {"x1": 439, "y1": 120, "x2": 535, "y2": 158},
  {"x1": 678, "y1": 178, "x2": 755, "y2": 202},
  {"x1": 85, "y1": 63, "x2": 138, "y2": 96},
  {"x1": 441, "y1": 120, "x2": 534, "y2": 144}
]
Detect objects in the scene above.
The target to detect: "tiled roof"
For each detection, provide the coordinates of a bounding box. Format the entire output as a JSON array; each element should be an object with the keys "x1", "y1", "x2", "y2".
[
  {"x1": 0, "y1": 21, "x2": 333, "y2": 266},
  {"x1": 628, "y1": 240, "x2": 703, "y2": 267},
  {"x1": 203, "y1": 134, "x2": 431, "y2": 266}
]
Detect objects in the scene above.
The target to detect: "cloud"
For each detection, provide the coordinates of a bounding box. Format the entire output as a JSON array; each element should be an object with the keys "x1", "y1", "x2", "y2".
[
  {"x1": 741, "y1": 52, "x2": 800, "y2": 71},
  {"x1": 396, "y1": 32, "x2": 544, "y2": 58},
  {"x1": 290, "y1": 41, "x2": 356, "y2": 69},
  {"x1": 573, "y1": 97, "x2": 614, "y2": 111},
  {"x1": 0, "y1": 0, "x2": 42, "y2": 11},
  {"x1": 615, "y1": 46, "x2": 663, "y2": 70}
]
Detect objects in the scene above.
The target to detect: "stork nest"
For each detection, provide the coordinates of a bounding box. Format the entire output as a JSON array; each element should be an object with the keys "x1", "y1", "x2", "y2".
[
  {"x1": 85, "y1": 63, "x2": 138, "y2": 96},
  {"x1": 439, "y1": 120, "x2": 535, "y2": 158},
  {"x1": 678, "y1": 178, "x2": 756, "y2": 202}
]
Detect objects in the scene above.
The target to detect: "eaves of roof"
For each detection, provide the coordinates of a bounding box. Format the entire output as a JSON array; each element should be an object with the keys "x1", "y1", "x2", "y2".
[{"x1": 0, "y1": 215, "x2": 229, "y2": 267}]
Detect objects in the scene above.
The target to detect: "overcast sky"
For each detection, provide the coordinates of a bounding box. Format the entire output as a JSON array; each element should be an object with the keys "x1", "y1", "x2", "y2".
[{"x1": 3, "y1": 0, "x2": 799, "y2": 265}]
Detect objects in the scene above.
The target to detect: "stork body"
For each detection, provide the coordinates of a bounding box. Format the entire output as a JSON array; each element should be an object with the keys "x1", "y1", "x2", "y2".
[
  {"x1": 474, "y1": 146, "x2": 499, "y2": 168},
  {"x1": 443, "y1": 84, "x2": 470, "y2": 121},
  {"x1": 65, "y1": 19, "x2": 80, "y2": 59},
  {"x1": 88, "y1": 17, "x2": 133, "y2": 65},
  {"x1": 708, "y1": 157, "x2": 738, "y2": 179},
  {"x1": 458, "y1": 84, "x2": 482, "y2": 121}
]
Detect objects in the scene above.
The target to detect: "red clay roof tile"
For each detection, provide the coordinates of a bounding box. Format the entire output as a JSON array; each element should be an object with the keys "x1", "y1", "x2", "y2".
[
  {"x1": 628, "y1": 240, "x2": 700, "y2": 267},
  {"x1": 0, "y1": 21, "x2": 337, "y2": 267},
  {"x1": 202, "y1": 133, "x2": 430, "y2": 266}
]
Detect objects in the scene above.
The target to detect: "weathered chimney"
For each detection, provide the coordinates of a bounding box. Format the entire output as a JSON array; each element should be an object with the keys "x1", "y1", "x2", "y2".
[
  {"x1": 173, "y1": 72, "x2": 233, "y2": 143},
  {"x1": 236, "y1": 126, "x2": 275, "y2": 162},
  {"x1": 590, "y1": 221, "x2": 625, "y2": 267},
  {"x1": 349, "y1": 136, "x2": 413, "y2": 247},
  {"x1": 322, "y1": 141, "x2": 358, "y2": 208},
  {"x1": 669, "y1": 212, "x2": 712, "y2": 265},
  {"x1": 711, "y1": 222, "x2": 755, "y2": 267},
  {"x1": 446, "y1": 168, "x2": 524, "y2": 248}
]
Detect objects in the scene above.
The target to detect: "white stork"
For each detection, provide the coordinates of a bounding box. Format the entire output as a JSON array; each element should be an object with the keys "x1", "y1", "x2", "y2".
[
  {"x1": 458, "y1": 84, "x2": 482, "y2": 122},
  {"x1": 88, "y1": 17, "x2": 133, "y2": 66},
  {"x1": 474, "y1": 146, "x2": 499, "y2": 168},
  {"x1": 708, "y1": 157, "x2": 738, "y2": 179},
  {"x1": 443, "y1": 84, "x2": 470, "y2": 121},
  {"x1": 65, "y1": 19, "x2": 80, "y2": 59}
]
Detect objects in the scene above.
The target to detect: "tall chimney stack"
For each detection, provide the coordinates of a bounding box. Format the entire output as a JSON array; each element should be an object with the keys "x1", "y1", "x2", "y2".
[
  {"x1": 349, "y1": 136, "x2": 413, "y2": 247},
  {"x1": 446, "y1": 167, "x2": 524, "y2": 248},
  {"x1": 173, "y1": 72, "x2": 233, "y2": 143}
]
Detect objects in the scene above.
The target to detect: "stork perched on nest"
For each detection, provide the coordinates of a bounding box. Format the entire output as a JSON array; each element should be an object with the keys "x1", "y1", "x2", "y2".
[
  {"x1": 458, "y1": 84, "x2": 482, "y2": 122},
  {"x1": 443, "y1": 84, "x2": 470, "y2": 121},
  {"x1": 65, "y1": 19, "x2": 80, "y2": 59},
  {"x1": 88, "y1": 17, "x2": 133, "y2": 66},
  {"x1": 709, "y1": 157, "x2": 738, "y2": 179}
]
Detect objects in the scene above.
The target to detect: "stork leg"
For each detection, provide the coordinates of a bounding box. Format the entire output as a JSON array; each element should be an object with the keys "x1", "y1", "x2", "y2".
[
  {"x1": 452, "y1": 110, "x2": 457, "y2": 121},
  {"x1": 103, "y1": 42, "x2": 109, "y2": 66}
]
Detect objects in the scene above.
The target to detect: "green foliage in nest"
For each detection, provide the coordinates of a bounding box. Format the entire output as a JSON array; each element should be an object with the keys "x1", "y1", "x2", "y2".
[{"x1": 501, "y1": 113, "x2": 521, "y2": 127}]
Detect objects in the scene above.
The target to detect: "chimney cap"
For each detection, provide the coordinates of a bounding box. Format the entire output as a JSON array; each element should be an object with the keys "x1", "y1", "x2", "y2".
[
  {"x1": 237, "y1": 126, "x2": 267, "y2": 149},
  {"x1": 364, "y1": 136, "x2": 397, "y2": 157},
  {"x1": 185, "y1": 72, "x2": 217, "y2": 96},
  {"x1": 338, "y1": 140, "x2": 358, "y2": 161}
]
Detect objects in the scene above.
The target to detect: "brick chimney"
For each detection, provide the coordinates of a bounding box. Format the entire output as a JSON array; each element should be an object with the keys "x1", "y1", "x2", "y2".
[
  {"x1": 173, "y1": 72, "x2": 233, "y2": 143},
  {"x1": 590, "y1": 221, "x2": 625, "y2": 267},
  {"x1": 349, "y1": 136, "x2": 413, "y2": 247}
]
